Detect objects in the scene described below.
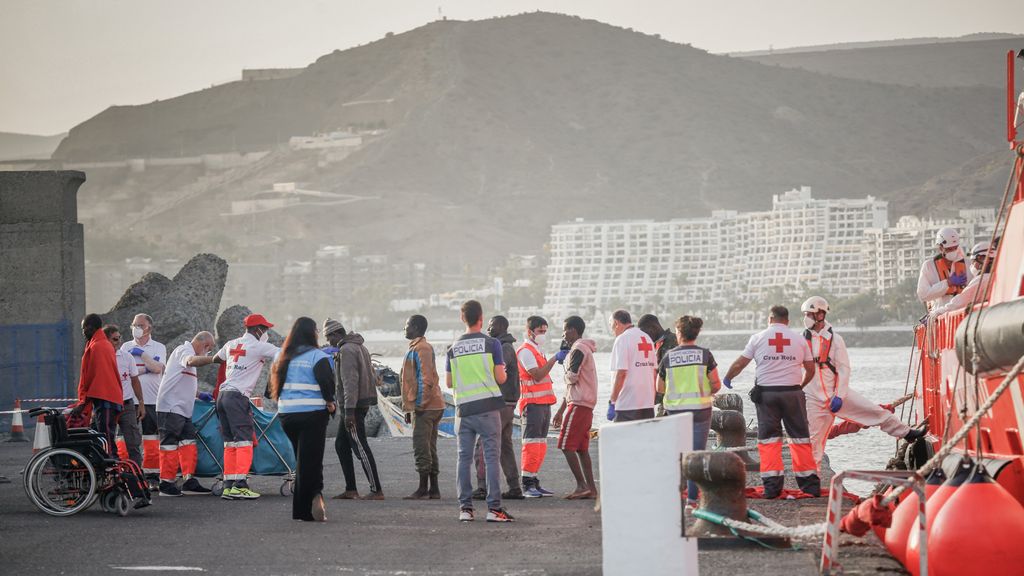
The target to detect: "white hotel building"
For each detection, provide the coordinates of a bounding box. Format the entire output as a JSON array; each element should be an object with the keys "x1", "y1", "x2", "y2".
[{"x1": 543, "y1": 187, "x2": 888, "y2": 316}]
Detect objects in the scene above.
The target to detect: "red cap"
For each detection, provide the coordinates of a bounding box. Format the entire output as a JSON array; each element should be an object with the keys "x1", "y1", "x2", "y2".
[{"x1": 244, "y1": 313, "x2": 274, "y2": 328}]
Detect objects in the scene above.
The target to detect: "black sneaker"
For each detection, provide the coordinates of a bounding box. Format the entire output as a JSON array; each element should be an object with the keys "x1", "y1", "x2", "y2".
[
  {"x1": 471, "y1": 487, "x2": 487, "y2": 500},
  {"x1": 502, "y1": 488, "x2": 526, "y2": 500},
  {"x1": 158, "y1": 481, "x2": 183, "y2": 497},
  {"x1": 181, "y1": 477, "x2": 212, "y2": 495}
]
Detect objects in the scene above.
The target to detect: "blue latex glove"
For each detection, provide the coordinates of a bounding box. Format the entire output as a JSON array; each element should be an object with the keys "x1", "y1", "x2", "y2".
[
  {"x1": 829, "y1": 396, "x2": 843, "y2": 413},
  {"x1": 197, "y1": 392, "x2": 214, "y2": 402},
  {"x1": 322, "y1": 346, "x2": 339, "y2": 355},
  {"x1": 153, "y1": 356, "x2": 160, "y2": 362},
  {"x1": 606, "y1": 402, "x2": 616, "y2": 421},
  {"x1": 554, "y1": 349, "x2": 569, "y2": 364},
  {"x1": 948, "y1": 273, "x2": 967, "y2": 287},
  {"x1": 722, "y1": 377, "x2": 733, "y2": 389},
  {"x1": 130, "y1": 347, "x2": 145, "y2": 357}
]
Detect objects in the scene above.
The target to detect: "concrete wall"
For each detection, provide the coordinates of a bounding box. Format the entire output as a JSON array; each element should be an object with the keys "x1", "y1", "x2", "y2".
[{"x1": 0, "y1": 171, "x2": 86, "y2": 395}]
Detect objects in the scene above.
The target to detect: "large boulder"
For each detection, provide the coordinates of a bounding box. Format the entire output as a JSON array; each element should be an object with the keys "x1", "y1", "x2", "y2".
[{"x1": 104, "y1": 253, "x2": 227, "y2": 349}]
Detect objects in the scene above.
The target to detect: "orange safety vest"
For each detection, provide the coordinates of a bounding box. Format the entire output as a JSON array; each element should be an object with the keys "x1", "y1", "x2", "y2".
[
  {"x1": 804, "y1": 328, "x2": 838, "y2": 399},
  {"x1": 517, "y1": 340, "x2": 557, "y2": 409},
  {"x1": 933, "y1": 255, "x2": 967, "y2": 296}
]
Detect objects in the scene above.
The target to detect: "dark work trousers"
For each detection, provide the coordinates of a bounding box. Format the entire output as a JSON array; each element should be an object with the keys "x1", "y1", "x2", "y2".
[
  {"x1": 615, "y1": 408, "x2": 655, "y2": 422},
  {"x1": 754, "y1": 386, "x2": 821, "y2": 498},
  {"x1": 281, "y1": 410, "x2": 329, "y2": 521},
  {"x1": 116, "y1": 400, "x2": 143, "y2": 467},
  {"x1": 475, "y1": 404, "x2": 519, "y2": 490},
  {"x1": 90, "y1": 399, "x2": 121, "y2": 459},
  {"x1": 335, "y1": 406, "x2": 382, "y2": 493}
]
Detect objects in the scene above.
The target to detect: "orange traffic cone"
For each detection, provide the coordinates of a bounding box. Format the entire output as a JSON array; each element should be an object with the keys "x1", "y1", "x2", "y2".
[
  {"x1": 905, "y1": 459, "x2": 973, "y2": 575},
  {"x1": 928, "y1": 466, "x2": 1024, "y2": 576},
  {"x1": 32, "y1": 414, "x2": 50, "y2": 453},
  {"x1": 6, "y1": 400, "x2": 29, "y2": 442},
  {"x1": 885, "y1": 467, "x2": 946, "y2": 564}
]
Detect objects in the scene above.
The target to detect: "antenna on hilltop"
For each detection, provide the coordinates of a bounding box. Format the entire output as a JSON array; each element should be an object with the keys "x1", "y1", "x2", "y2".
[{"x1": 438, "y1": 6, "x2": 444, "y2": 21}]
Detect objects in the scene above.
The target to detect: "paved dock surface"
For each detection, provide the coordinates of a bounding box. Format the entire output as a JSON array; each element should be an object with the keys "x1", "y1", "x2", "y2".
[{"x1": 0, "y1": 436, "x2": 904, "y2": 575}]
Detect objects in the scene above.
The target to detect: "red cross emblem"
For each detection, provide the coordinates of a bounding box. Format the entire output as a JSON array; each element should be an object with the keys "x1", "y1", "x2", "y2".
[
  {"x1": 637, "y1": 336, "x2": 654, "y2": 359},
  {"x1": 122, "y1": 371, "x2": 129, "y2": 381},
  {"x1": 229, "y1": 344, "x2": 247, "y2": 362},
  {"x1": 768, "y1": 333, "x2": 790, "y2": 353}
]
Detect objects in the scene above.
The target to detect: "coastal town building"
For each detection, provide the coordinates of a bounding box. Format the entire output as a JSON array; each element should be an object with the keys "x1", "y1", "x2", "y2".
[{"x1": 544, "y1": 187, "x2": 889, "y2": 316}]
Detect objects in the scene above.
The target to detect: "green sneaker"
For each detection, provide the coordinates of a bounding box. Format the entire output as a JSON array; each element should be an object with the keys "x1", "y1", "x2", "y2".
[
  {"x1": 232, "y1": 486, "x2": 261, "y2": 499},
  {"x1": 221, "y1": 486, "x2": 240, "y2": 500}
]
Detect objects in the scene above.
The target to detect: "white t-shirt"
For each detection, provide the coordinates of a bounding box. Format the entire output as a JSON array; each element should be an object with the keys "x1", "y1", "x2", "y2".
[
  {"x1": 610, "y1": 326, "x2": 658, "y2": 410},
  {"x1": 115, "y1": 348, "x2": 140, "y2": 402},
  {"x1": 156, "y1": 341, "x2": 199, "y2": 417},
  {"x1": 741, "y1": 324, "x2": 812, "y2": 388},
  {"x1": 517, "y1": 343, "x2": 541, "y2": 372},
  {"x1": 216, "y1": 333, "x2": 281, "y2": 396},
  {"x1": 121, "y1": 338, "x2": 167, "y2": 405}
]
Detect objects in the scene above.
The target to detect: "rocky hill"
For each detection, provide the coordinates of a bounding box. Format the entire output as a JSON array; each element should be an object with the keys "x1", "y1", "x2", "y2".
[{"x1": 56, "y1": 12, "x2": 1011, "y2": 267}]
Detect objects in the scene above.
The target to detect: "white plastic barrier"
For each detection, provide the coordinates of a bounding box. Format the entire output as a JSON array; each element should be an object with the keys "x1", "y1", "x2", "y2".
[{"x1": 600, "y1": 413, "x2": 698, "y2": 576}]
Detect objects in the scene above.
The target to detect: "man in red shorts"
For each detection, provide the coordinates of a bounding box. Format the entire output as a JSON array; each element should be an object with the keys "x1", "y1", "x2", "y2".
[{"x1": 552, "y1": 315, "x2": 598, "y2": 499}]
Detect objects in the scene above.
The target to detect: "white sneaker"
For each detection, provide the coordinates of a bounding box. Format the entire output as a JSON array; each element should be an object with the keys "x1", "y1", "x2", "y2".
[{"x1": 459, "y1": 508, "x2": 474, "y2": 522}]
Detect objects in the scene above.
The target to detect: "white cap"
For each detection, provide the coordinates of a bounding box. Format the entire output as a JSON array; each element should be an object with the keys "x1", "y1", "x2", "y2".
[
  {"x1": 801, "y1": 296, "x2": 830, "y2": 315},
  {"x1": 935, "y1": 227, "x2": 961, "y2": 248}
]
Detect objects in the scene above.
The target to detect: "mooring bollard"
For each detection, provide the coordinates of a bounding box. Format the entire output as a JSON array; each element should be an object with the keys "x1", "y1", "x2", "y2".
[
  {"x1": 710, "y1": 409, "x2": 759, "y2": 471},
  {"x1": 713, "y1": 393, "x2": 743, "y2": 413},
  {"x1": 683, "y1": 450, "x2": 747, "y2": 537}
]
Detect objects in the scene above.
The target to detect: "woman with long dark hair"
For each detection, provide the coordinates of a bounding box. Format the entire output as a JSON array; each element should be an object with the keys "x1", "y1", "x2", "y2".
[{"x1": 270, "y1": 317, "x2": 337, "y2": 521}]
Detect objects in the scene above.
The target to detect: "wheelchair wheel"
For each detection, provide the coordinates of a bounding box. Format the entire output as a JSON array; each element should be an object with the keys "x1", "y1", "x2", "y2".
[
  {"x1": 24, "y1": 448, "x2": 97, "y2": 517},
  {"x1": 116, "y1": 491, "x2": 131, "y2": 517},
  {"x1": 100, "y1": 490, "x2": 119, "y2": 514}
]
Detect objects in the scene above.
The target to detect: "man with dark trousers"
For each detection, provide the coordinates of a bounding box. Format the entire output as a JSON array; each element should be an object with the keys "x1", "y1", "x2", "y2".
[
  {"x1": 472, "y1": 315, "x2": 524, "y2": 500},
  {"x1": 723, "y1": 305, "x2": 820, "y2": 498},
  {"x1": 324, "y1": 318, "x2": 384, "y2": 500}
]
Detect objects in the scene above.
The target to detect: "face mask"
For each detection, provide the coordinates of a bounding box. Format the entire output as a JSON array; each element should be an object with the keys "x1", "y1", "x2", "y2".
[
  {"x1": 259, "y1": 331, "x2": 269, "y2": 343},
  {"x1": 534, "y1": 332, "x2": 548, "y2": 347},
  {"x1": 803, "y1": 316, "x2": 816, "y2": 330},
  {"x1": 944, "y1": 248, "x2": 963, "y2": 262},
  {"x1": 971, "y1": 264, "x2": 982, "y2": 277},
  {"x1": 132, "y1": 326, "x2": 144, "y2": 339}
]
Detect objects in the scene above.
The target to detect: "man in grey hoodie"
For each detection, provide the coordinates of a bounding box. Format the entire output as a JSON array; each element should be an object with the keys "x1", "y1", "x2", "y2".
[{"x1": 323, "y1": 318, "x2": 383, "y2": 500}]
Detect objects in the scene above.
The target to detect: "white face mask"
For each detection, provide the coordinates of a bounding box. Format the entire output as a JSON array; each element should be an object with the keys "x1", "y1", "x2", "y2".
[
  {"x1": 971, "y1": 264, "x2": 982, "y2": 277},
  {"x1": 132, "y1": 326, "x2": 145, "y2": 339},
  {"x1": 259, "y1": 331, "x2": 269, "y2": 343},
  {"x1": 803, "y1": 316, "x2": 816, "y2": 330},
  {"x1": 534, "y1": 332, "x2": 548, "y2": 347},
  {"x1": 944, "y1": 247, "x2": 963, "y2": 262}
]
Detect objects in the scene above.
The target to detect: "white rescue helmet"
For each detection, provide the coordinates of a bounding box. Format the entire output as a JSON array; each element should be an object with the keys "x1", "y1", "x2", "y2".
[
  {"x1": 935, "y1": 227, "x2": 961, "y2": 249},
  {"x1": 801, "y1": 296, "x2": 830, "y2": 315},
  {"x1": 970, "y1": 241, "x2": 992, "y2": 259}
]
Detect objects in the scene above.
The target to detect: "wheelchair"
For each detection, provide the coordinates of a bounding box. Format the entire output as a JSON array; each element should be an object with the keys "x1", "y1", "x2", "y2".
[{"x1": 23, "y1": 407, "x2": 152, "y2": 517}]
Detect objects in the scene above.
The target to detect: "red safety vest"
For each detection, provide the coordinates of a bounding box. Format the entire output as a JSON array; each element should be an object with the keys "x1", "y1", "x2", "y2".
[
  {"x1": 517, "y1": 341, "x2": 556, "y2": 410},
  {"x1": 933, "y1": 255, "x2": 967, "y2": 296}
]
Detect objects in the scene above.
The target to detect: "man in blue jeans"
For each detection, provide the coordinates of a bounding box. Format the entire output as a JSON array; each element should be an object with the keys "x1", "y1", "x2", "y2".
[
  {"x1": 446, "y1": 300, "x2": 515, "y2": 523},
  {"x1": 656, "y1": 315, "x2": 722, "y2": 508}
]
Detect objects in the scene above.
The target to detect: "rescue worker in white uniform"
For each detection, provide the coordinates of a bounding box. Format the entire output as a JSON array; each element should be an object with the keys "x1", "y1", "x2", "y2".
[
  {"x1": 929, "y1": 241, "x2": 995, "y2": 317},
  {"x1": 801, "y1": 296, "x2": 926, "y2": 469},
  {"x1": 916, "y1": 227, "x2": 973, "y2": 311}
]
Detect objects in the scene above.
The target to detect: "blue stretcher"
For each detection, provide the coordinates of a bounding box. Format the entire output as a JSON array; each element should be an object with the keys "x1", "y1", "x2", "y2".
[{"x1": 191, "y1": 398, "x2": 297, "y2": 496}]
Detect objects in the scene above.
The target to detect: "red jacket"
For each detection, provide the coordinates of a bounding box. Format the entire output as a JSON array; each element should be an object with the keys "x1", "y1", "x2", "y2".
[{"x1": 77, "y1": 330, "x2": 123, "y2": 406}]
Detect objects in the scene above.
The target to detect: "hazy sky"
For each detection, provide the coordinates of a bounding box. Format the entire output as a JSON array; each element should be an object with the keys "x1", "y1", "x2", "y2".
[{"x1": 1, "y1": 0, "x2": 1018, "y2": 135}]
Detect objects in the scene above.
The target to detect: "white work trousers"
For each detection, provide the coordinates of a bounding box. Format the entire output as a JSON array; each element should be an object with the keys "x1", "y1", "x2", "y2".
[{"x1": 806, "y1": 388, "x2": 911, "y2": 468}]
